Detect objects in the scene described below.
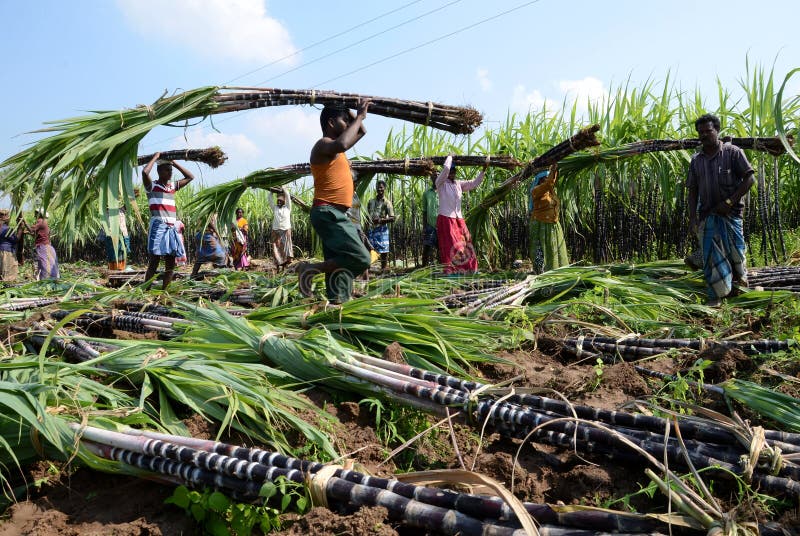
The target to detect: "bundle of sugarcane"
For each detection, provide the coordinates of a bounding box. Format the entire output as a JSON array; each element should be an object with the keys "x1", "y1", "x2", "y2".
[
  {"x1": 75, "y1": 423, "x2": 708, "y2": 535},
  {"x1": 136, "y1": 147, "x2": 228, "y2": 168},
  {"x1": 213, "y1": 87, "x2": 482, "y2": 135},
  {"x1": 330, "y1": 352, "x2": 800, "y2": 497},
  {"x1": 558, "y1": 135, "x2": 795, "y2": 176},
  {"x1": 428, "y1": 155, "x2": 523, "y2": 170},
  {"x1": 561, "y1": 335, "x2": 794, "y2": 358},
  {"x1": 185, "y1": 158, "x2": 438, "y2": 224},
  {"x1": 343, "y1": 352, "x2": 800, "y2": 497},
  {"x1": 748, "y1": 266, "x2": 800, "y2": 290},
  {"x1": 0, "y1": 86, "x2": 478, "y2": 245},
  {"x1": 50, "y1": 309, "x2": 181, "y2": 337},
  {"x1": 0, "y1": 293, "x2": 99, "y2": 311},
  {"x1": 465, "y1": 125, "x2": 601, "y2": 237}
]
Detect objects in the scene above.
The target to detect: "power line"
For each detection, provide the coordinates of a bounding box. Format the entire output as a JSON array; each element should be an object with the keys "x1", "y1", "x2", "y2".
[
  {"x1": 250, "y1": 0, "x2": 462, "y2": 87},
  {"x1": 313, "y1": 0, "x2": 541, "y2": 88},
  {"x1": 141, "y1": 1, "x2": 540, "y2": 151},
  {"x1": 223, "y1": 0, "x2": 426, "y2": 86},
  {"x1": 143, "y1": 0, "x2": 448, "y2": 150}
]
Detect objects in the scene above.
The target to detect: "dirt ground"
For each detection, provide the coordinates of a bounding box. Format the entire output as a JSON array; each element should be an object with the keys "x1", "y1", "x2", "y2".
[{"x1": 0, "y1": 340, "x2": 782, "y2": 535}]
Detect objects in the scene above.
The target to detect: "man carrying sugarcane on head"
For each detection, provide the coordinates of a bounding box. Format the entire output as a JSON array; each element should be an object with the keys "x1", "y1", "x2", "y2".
[
  {"x1": 142, "y1": 152, "x2": 194, "y2": 290},
  {"x1": 687, "y1": 113, "x2": 755, "y2": 307},
  {"x1": 298, "y1": 100, "x2": 372, "y2": 303},
  {"x1": 367, "y1": 179, "x2": 395, "y2": 273}
]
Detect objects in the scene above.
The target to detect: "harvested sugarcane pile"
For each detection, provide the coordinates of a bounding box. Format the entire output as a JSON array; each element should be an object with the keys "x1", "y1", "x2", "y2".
[
  {"x1": 213, "y1": 87, "x2": 483, "y2": 134},
  {"x1": 0, "y1": 294, "x2": 96, "y2": 312},
  {"x1": 50, "y1": 309, "x2": 183, "y2": 337},
  {"x1": 171, "y1": 306, "x2": 800, "y2": 500},
  {"x1": 560, "y1": 335, "x2": 795, "y2": 361},
  {"x1": 749, "y1": 266, "x2": 800, "y2": 292},
  {"x1": 335, "y1": 352, "x2": 800, "y2": 499},
  {"x1": 74, "y1": 423, "x2": 710, "y2": 536},
  {"x1": 136, "y1": 147, "x2": 228, "y2": 168}
]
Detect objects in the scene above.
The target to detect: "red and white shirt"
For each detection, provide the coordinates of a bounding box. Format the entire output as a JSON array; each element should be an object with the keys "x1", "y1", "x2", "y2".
[{"x1": 147, "y1": 181, "x2": 177, "y2": 224}]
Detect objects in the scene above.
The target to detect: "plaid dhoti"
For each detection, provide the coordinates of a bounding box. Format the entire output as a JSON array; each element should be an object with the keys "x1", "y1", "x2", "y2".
[{"x1": 699, "y1": 214, "x2": 747, "y2": 299}]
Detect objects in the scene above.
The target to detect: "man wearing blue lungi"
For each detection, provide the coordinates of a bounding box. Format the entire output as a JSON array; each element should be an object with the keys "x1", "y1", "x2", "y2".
[
  {"x1": 367, "y1": 180, "x2": 395, "y2": 273},
  {"x1": 687, "y1": 114, "x2": 755, "y2": 307}
]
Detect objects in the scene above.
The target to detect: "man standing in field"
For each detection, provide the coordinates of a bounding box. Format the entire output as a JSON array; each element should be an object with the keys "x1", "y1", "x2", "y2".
[
  {"x1": 687, "y1": 113, "x2": 755, "y2": 307},
  {"x1": 421, "y1": 174, "x2": 438, "y2": 266},
  {"x1": 299, "y1": 101, "x2": 372, "y2": 303},
  {"x1": 142, "y1": 153, "x2": 194, "y2": 290},
  {"x1": 367, "y1": 179, "x2": 395, "y2": 273}
]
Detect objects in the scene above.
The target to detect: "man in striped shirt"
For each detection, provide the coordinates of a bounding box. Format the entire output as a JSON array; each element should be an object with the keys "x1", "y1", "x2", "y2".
[{"x1": 142, "y1": 152, "x2": 194, "y2": 290}]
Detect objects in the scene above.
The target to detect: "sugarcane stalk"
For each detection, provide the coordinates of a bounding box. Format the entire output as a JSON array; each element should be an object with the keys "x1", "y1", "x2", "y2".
[
  {"x1": 136, "y1": 147, "x2": 228, "y2": 168},
  {"x1": 213, "y1": 88, "x2": 483, "y2": 135},
  {"x1": 86, "y1": 425, "x2": 681, "y2": 534}
]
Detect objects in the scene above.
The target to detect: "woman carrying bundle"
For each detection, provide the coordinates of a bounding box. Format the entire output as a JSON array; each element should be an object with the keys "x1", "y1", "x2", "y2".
[
  {"x1": 436, "y1": 155, "x2": 486, "y2": 274},
  {"x1": 528, "y1": 164, "x2": 569, "y2": 272},
  {"x1": 231, "y1": 207, "x2": 250, "y2": 270},
  {"x1": 142, "y1": 153, "x2": 194, "y2": 290},
  {"x1": 269, "y1": 187, "x2": 293, "y2": 271}
]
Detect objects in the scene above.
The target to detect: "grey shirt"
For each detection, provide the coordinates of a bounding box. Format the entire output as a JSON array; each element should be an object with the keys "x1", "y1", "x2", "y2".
[{"x1": 686, "y1": 142, "x2": 754, "y2": 218}]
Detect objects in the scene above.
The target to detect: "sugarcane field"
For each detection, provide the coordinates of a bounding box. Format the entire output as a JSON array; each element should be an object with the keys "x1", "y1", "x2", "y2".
[{"x1": 3, "y1": 4, "x2": 800, "y2": 536}]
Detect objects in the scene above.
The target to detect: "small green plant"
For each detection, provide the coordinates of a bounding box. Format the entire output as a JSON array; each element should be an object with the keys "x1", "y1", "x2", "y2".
[
  {"x1": 591, "y1": 357, "x2": 605, "y2": 390},
  {"x1": 165, "y1": 476, "x2": 310, "y2": 535}
]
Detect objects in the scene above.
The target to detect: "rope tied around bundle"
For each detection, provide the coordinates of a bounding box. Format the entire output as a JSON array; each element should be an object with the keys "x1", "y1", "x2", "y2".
[
  {"x1": 310, "y1": 89, "x2": 316, "y2": 106},
  {"x1": 426, "y1": 101, "x2": 433, "y2": 125},
  {"x1": 258, "y1": 331, "x2": 277, "y2": 356},
  {"x1": 306, "y1": 463, "x2": 343, "y2": 508},
  {"x1": 738, "y1": 425, "x2": 784, "y2": 482}
]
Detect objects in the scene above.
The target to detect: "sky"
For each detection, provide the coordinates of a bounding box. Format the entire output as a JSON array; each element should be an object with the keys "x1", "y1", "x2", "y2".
[{"x1": 1, "y1": 0, "x2": 798, "y2": 195}]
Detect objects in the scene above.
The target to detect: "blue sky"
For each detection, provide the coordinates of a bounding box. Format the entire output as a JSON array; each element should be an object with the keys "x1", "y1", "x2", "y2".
[{"x1": 1, "y1": 0, "x2": 798, "y2": 191}]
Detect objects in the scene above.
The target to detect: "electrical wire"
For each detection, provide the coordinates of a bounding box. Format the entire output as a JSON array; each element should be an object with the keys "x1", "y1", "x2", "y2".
[
  {"x1": 313, "y1": 0, "x2": 541, "y2": 88},
  {"x1": 141, "y1": 1, "x2": 541, "y2": 151},
  {"x1": 249, "y1": 0, "x2": 462, "y2": 86},
  {"x1": 223, "y1": 0, "x2": 426, "y2": 86}
]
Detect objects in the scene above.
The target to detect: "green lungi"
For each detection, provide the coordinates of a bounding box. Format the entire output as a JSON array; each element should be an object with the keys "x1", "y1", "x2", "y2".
[
  {"x1": 310, "y1": 205, "x2": 371, "y2": 302},
  {"x1": 529, "y1": 219, "x2": 569, "y2": 273}
]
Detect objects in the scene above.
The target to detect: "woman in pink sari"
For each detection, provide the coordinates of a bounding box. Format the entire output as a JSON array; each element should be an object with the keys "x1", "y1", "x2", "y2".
[{"x1": 435, "y1": 155, "x2": 486, "y2": 274}]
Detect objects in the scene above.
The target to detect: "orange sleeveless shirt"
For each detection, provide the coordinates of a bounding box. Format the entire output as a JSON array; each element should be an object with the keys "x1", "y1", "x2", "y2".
[{"x1": 310, "y1": 152, "x2": 353, "y2": 207}]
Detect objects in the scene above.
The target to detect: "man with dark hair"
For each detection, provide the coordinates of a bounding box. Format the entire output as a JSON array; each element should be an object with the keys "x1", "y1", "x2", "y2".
[
  {"x1": 299, "y1": 100, "x2": 372, "y2": 303},
  {"x1": 421, "y1": 173, "x2": 438, "y2": 266},
  {"x1": 367, "y1": 179, "x2": 395, "y2": 273},
  {"x1": 687, "y1": 113, "x2": 755, "y2": 306}
]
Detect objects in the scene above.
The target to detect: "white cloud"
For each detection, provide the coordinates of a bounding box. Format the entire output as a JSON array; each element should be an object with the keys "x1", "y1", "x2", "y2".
[
  {"x1": 558, "y1": 76, "x2": 608, "y2": 106},
  {"x1": 509, "y1": 76, "x2": 608, "y2": 117},
  {"x1": 476, "y1": 68, "x2": 492, "y2": 92},
  {"x1": 247, "y1": 107, "x2": 320, "y2": 147},
  {"x1": 510, "y1": 84, "x2": 555, "y2": 114},
  {"x1": 117, "y1": 0, "x2": 297, "y2": 65}
]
